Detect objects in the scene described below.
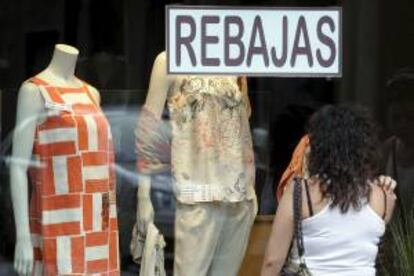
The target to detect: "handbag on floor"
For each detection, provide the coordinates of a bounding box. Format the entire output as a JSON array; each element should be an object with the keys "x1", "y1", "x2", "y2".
[{"x1": 281, "y1": 177, "x2": 312, "y2": 276}]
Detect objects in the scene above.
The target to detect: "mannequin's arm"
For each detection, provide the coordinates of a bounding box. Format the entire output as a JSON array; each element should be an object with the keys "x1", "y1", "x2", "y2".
[
  {"x1": 135, "y1": 175, "x2": 154, "y2": 234},
  {"x1": 136, "y1": 51, "x2": 172, "y2": 232},
  {"x1": 10, "y1": 83, "x2": 44, "y2": 275}
]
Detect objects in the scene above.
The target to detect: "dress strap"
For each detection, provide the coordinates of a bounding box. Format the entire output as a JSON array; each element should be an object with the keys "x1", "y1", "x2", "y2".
[
  {"x1": 28, "y1": 77, "x2": 50, "y2": 86},
  {"x1": 27, "y1": 77, "x2": 66, "y2": 105}
]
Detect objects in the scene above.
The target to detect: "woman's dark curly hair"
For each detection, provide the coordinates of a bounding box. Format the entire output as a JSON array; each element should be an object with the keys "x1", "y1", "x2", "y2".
[{"x1": 307, "y1": 104, "x2": 381, "y2": 213}]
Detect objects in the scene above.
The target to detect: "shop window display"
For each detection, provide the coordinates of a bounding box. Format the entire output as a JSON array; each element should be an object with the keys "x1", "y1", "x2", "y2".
[{"x1": 0, "y1": 0, "x2": 412, "y2": 275}]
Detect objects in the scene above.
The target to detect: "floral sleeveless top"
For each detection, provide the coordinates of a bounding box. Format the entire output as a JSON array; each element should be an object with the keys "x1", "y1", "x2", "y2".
[{"x1": 136, "y1": 76, "x2": 255, "y2": 204}]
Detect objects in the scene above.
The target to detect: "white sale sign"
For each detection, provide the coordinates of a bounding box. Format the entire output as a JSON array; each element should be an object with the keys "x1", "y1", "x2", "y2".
[{"x1": 166, "y1": 6, "x2": 342, "y2": 77}]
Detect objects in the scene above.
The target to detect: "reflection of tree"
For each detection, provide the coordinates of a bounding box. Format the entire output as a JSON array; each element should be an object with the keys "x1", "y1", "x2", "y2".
[{"x1": 381, "y1": 202, "x2": 414, "y2": 275}]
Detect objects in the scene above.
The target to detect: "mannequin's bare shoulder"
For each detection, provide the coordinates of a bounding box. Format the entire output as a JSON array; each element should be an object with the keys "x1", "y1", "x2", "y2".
[
  {"x1": 17, "y1": 82, "x2": 43, "y2": 111},
  {"x1": 152, "y1": 51, "x2": 167, "y2": 73},
  {"x1": 85, "y1": 83, "x2": 101, "y2": 105},
  {"x1": 155, "y1": 51, "x2": 167, "y2": 64},
  {"x1": 154, "y1": 52, "x2": 173, "y2": 77},
  {"x1": 143, "y1": 51, "x2": 175, "y2": 116},
  {"x1": 153, "y1": 51, "x2": 176, "y2": 84},
  {"x1": 19, "y1": 81, "x2": 40, "y2": 94}
]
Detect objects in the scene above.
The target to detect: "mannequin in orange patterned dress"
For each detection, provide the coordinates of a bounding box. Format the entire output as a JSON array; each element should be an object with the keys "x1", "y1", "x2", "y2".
[{"x1": 10, "y1": 44, "x2": 120, "y2": 275}]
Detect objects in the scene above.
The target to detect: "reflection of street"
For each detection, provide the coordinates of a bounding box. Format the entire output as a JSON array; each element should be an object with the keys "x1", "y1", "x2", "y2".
[
  {"x1": 104, "y1": 106, "x2": 176, "y2": 273},
  {"x1": 0, "y1": 259, "x2": 15, "y2": 275}
]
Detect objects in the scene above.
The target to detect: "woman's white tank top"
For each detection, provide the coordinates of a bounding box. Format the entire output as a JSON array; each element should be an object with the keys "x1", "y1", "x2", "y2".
[{"x1": 291, "y1": 202, "x2": 385, "y2": 276}]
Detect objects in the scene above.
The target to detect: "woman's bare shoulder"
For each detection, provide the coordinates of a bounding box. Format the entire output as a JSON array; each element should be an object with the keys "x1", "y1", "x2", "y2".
[{"x1": 368, "y1": 183, "x2": 396, "y2": 223}]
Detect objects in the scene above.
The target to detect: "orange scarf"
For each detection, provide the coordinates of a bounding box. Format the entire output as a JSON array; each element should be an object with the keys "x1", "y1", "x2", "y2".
[{"x1": 276, "y1": 135, "x2": 310, "y2": 201}]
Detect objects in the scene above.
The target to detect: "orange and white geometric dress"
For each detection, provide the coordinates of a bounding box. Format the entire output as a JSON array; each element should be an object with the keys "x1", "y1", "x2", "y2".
[{"x1": 27, "y1": 77, "x2": 119, "y2": 275}]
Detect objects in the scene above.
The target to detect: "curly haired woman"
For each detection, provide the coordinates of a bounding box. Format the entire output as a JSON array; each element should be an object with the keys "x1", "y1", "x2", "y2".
[{"x1": 262, "y1": 105, "x2": 397, "y2": 276}]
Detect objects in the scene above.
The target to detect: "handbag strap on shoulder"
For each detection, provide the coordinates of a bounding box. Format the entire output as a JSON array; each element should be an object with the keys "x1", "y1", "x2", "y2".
[{"x1": 293, "y1": 177, "x2": 306, "y2": 261}]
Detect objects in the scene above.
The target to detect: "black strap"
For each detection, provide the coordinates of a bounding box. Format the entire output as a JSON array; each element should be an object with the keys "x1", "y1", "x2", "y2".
[
  {"x1": 293, "y1": 177, "x2": 306, "y2": 260},
  {"x1": 304, "y1": 179, "x2": 314, "y2": 217}
]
